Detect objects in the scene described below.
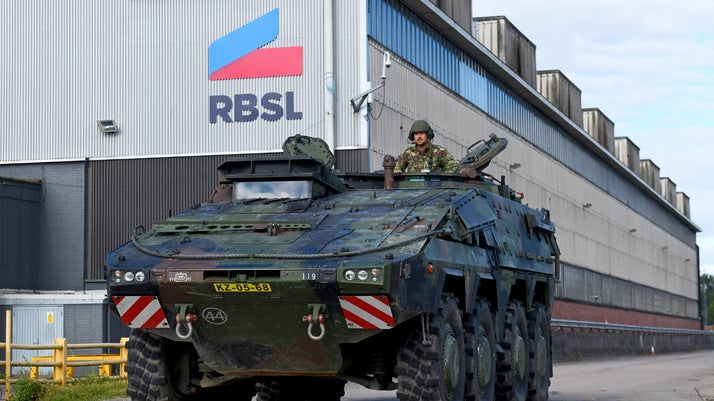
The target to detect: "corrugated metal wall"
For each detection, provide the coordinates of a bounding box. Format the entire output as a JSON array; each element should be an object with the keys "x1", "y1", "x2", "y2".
[
  {"x1": 1, "y1": 0, "x2": 368, "y2": 163},
  {"x1": 334, "y1": 1, "x2": 370, "y2": 150}
]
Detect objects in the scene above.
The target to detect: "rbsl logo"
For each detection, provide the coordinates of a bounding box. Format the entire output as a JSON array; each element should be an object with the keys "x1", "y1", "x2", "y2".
[
  {"x1": 208, "y1": 8, "x2": 303, "y2": 124},
  {"x1": 209, "y1": 92, "x2": 302, "y2": 123}
]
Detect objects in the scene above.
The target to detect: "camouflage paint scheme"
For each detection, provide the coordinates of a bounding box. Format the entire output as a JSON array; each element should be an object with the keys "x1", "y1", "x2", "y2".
[{"x1": 106, "y1": 134, "x2": 559, "y2": 395}]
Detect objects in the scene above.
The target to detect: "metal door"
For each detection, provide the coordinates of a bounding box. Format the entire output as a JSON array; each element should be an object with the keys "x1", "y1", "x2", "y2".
[{"x1": 12, "y1": 306, "x2": 64, "y2": 376}]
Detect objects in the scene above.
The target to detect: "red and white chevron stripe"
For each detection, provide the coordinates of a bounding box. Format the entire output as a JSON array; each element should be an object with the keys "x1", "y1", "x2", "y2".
[
  {"x1": 111, "y1": 295, "x2": 169, "y2": 329},
  {"x1": 339, "y1": 295, "x2": 395, "y2": 330}
]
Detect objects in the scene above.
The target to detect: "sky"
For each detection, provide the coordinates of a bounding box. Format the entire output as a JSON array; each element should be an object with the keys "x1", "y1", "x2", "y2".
[{"x1": 473, "y1": 0, "x2": 714, "y2": 276}]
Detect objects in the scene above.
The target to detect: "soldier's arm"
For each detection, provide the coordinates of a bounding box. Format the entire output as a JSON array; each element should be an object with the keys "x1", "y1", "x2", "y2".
[
  {"x1": 443, "y1": 149, "x2": 458, "y2": 173},
  {"x1": 442, "y1": 157, "x2": 458, "y2": 173},
  {"x1": 435, "y1": 147, "x2": 458, "y2": 173}
]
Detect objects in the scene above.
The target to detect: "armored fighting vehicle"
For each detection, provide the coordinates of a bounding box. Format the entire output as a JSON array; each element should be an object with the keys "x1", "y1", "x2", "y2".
[{"x1": 106, "y1": 134, "x2": 560, "y2": 401}]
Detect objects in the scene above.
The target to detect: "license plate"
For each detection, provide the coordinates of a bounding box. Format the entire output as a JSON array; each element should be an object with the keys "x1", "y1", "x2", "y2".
[{"x1": 213, "y1": 283, "x2": 272, "y2": 293}]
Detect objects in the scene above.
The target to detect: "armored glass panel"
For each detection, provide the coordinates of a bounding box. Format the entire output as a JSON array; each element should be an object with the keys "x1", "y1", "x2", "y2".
[{"x1": 233, "y1": 181, "x2": 311, "y2": 200}]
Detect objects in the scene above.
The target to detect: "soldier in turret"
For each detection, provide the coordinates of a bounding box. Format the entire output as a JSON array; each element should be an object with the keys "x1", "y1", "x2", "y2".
[{"x1": 394, "y1": 120, "x2": 458, "y2": 173}]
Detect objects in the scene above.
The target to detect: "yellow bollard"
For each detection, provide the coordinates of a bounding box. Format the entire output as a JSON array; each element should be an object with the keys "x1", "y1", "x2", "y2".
[
  {"x1": 53, "y1": 338, "x2": 68, "y2": 385},
  {"x1": 5, "y1": 311, "x2": 12, "y2": 397},
  {"x1": 119, "y1": 337, "x2": 129, "y2": 378}
]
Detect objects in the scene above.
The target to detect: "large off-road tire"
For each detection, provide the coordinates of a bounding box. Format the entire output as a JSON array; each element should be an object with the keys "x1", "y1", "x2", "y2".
[
  {"x1": 396, "y1": 294, "x2": 465, "y2": 401},
  {"x1": 464, "y1": 299, "x2": 496, "y2": 401},
  {"x1": 526, "y1": 304, "x2": 551, "y2": 401},
  {"x1": 125, "y1": 329, "x2": 255, "y2": 401},
  {"x1": 496, "y1": 301, "x2": 529, "y2": 401},
  {"x1": 255, "y1": 378, "x2": 346, "y2": 401}
]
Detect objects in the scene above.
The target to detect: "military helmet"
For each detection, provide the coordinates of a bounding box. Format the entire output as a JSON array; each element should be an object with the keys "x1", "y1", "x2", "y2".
[{"x1": 408, "y1": 120, "x2": 434, "y2": 141}]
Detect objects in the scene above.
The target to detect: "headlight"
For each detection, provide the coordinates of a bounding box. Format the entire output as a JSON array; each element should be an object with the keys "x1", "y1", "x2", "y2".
[
  {"x1": 112, "y1": 270, "x2": 148, "y2": 282},
  {"x1": 340, "y1": 266, "x2": 384, "y2": 285},
  {"x1": 135, "y1": 271, "x2": 146, "y2": 282}
]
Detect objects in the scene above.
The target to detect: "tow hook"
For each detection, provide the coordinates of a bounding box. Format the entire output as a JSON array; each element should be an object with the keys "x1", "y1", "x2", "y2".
[
  {"x1": 302, "y1": 304, "x2": 327, "y2": 341},
  {"x1": 175, "y1": 304, "x2": 197, "y2": 340}
]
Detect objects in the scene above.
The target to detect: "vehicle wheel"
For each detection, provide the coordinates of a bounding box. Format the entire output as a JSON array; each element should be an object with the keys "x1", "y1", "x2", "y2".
[
  {"x1": 125, "y1": 329, "x2": 255, "y2": 401},
  {"x1": 527, "y1": 304, "x2": 551, "y2": 401},
  {"x1": 496, "y1": 301, "x2": 529, "y2": 401},
  {"x1": 396, "y1": 294, "x2": 465, "y2": 401},
  {"x1": 464, "y1": 299, "x2": 496, "y2": 401},
  {"x1": 255, "y1": 378, "x2": 346, "y2": 401}
]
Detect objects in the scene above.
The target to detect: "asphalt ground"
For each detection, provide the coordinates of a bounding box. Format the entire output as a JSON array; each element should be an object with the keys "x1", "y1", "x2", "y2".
[{"x1": 106, "y1": 349, "x2": 714, "y2": 401}]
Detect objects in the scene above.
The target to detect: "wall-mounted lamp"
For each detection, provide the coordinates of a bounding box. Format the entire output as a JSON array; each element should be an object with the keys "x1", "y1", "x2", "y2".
[
  {"x1": 629, "y1": 228, "x2": 637, "y2": 233},
  {"x1": 582, "y1": 203, "x2": 592, "y2": 209},
  {"x1": 685, "y1": 258, "x2": 691, "y2": 262},
  {"x1": 97, "y1": 119, "x2": 119, "y2": 134},
  {"x1": 661, "y1": 246, "x2": 668, "y2": 250},
  {"x1": 509, "y1": 163, "x2": 521, "y2": 170},
  {"x1": 592, "y1": 295, "x2": 600, "y2": 301}
]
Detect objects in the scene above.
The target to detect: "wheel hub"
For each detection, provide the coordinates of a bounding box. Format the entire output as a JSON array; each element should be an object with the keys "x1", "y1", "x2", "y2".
[
  {"x1": 476, "y1": 327, "x2": 493, "y2": 392},
  {"x1": 513, "y1": 329, "x2": 526, "y2": 383},
  {"x1": 442, "y1": 324, "x2": 461, "y2": 395}
]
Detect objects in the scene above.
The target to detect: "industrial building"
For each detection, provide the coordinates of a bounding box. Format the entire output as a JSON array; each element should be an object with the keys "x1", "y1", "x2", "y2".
[{"x1": 0, "y1": 0, "x2": 702, "y2": 358}]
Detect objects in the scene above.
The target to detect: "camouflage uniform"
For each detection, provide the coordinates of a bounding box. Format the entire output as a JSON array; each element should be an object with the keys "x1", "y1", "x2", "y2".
[{"x1": 395, "y1": 143, "x2": 458, "y2": 173}]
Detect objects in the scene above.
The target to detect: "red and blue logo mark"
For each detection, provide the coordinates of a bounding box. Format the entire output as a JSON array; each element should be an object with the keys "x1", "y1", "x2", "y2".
[{"x1": 208, "y1": 8, "x2": 303, "y2": 80}]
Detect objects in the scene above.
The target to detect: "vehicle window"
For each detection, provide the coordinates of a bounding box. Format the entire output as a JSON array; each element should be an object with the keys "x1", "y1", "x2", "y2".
[{"x1": 233, "y1": 181, "x2": 311, "y2": 199}]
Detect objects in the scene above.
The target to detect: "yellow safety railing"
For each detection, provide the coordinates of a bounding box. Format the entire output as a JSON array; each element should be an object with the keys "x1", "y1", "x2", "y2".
[{"x1": 1, "y1": 310, "x2": 128, "y2": 397}]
